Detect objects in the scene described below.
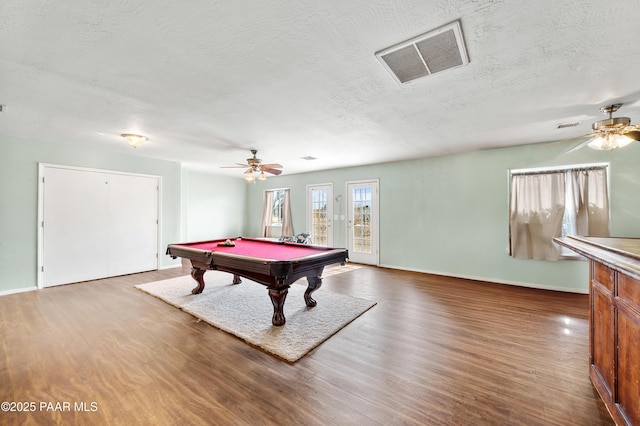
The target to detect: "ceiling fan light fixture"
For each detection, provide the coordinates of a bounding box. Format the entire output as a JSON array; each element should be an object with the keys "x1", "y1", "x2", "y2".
[
  {"x1": 222, "y1": 149, "x2": 283, "y2": 180},
  {"x1": 557, "y1": 103, "x2": 639, "y2": 153},
  {"x1": 592, "y1": 117, "x2": 631, "y2": 131},
  {"x1": 588, "y1": 133, "x2": 634, "y2": 151}
]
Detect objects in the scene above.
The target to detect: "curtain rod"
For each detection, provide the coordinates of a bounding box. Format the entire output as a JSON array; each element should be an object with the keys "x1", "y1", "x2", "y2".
[{"x1": 510, "y1": 162, "x2": 609, "y2": 176}]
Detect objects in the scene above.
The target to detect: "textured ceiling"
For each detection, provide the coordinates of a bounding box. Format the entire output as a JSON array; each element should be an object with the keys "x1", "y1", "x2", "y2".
[{"x1": 2, "y1": 0, "x2": 640, "y2": 177}]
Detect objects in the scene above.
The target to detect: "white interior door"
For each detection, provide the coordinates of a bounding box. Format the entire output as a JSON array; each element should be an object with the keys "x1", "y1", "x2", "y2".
[
  {"x1": 346, "y1": 180, "x2": 379, "y2": 265},
  {"x1": 108, "y1": 173, "x2": 159, "y2": 276},
  {"x1": 307, "y1": 184, "x2": 333, "y2": 246},
  {"x1": 39, "y1": 165, "x2": 160, "y2": 288},
  {"x1": 42, "y1": 168, "x2": 110, "y2": 287}
]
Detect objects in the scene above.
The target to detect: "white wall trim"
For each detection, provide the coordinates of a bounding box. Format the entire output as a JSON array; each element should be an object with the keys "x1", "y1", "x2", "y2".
[
  {"x1": 377, "y1": 263, "x2": 589, "y2": 294},
  {"x1": 0, "y1": 286, "x2": 38, "y2": 297}
]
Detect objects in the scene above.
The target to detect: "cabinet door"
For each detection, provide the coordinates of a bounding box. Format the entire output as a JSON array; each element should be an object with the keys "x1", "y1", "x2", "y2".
[
  {"x1": 591, "y1": 283, "x2": 615, "y2": 397},
  {"x1": 617, "y1": 305, "x2": 640, "y2": 425}
]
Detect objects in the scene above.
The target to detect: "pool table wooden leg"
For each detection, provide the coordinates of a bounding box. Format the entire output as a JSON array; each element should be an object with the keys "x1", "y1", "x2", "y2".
[
  {"x1": 304, "y1": 275, "x2": 323, "y2": 307},
  {"x1": 232, "y1": 274, "x2": 242, "y2": 284},
  {"x1": 190, "y1": 267, "x2": 206, "y2": 294},
  {"x1": 268, "y1": 287, "x2": 289, "y2": 326}
]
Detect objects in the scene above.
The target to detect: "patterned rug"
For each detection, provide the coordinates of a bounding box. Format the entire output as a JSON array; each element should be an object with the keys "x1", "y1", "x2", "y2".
[{"x1": 135, "y1": 267, "x2": 374, "y2": 362}]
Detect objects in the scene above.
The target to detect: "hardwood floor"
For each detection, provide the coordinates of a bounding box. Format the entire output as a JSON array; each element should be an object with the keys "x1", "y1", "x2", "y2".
[{"x1": 1, "y1": 265, "x2": 614, "y2": 425}]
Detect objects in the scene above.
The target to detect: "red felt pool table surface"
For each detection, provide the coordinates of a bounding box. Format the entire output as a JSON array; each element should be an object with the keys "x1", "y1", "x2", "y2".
[{"x1": 185, "y1": 238, "x2": 332, "y2": 261}]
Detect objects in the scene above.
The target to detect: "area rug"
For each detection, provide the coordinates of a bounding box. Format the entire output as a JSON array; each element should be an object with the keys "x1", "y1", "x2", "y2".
[{"x1": 135, "y1": 271, "x2": 376, "y2": 362}]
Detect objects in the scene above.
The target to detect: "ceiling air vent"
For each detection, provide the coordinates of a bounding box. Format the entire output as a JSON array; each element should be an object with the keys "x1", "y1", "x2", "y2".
[
  {"x1": 375, "y1": 20, "x2": 469, "y2": 85},
  {"x1": 557, "y1": 121, "x2": 580, "y2": 129}
]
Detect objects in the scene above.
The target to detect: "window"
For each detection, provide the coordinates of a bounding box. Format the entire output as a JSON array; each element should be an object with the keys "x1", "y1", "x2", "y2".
[
  {"x1": 352, "y1": 186, "x2": 372, "y2": 254},
  {"x1": 509, "y1": 163, "x2": 610, "y2": 260},
  {"x1": 261, "y1": 188, "x2": 293, "y2": 237},
  {"x1": 271, "y1": 189, "x2": 285, "y2": 226}
]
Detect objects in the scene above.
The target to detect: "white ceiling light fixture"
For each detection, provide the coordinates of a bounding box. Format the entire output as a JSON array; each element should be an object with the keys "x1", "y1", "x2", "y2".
[
  {"x1": 563, "y1": 104, "x2": 640, "y2": 153},
  {"x1": 375, "y1": 20, "x2": 470, "y2": 85},
  {"x1": 587, "y1": 132, "x2": 635, "y2": 151},
  {"x1": 587, "y1": 104, "x2": 636, "y2": 150},
  {"x1": 121, "y1": 133, "x2": 148, "y2": 148}
]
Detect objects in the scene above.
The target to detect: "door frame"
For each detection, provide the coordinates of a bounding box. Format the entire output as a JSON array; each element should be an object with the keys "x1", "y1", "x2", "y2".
[
  {"x1": 37, "y1": 163, "x2": 162, "y2": 289},
  {"x1": 345, "y1": 179, "x2": 379, "y2": 265}
]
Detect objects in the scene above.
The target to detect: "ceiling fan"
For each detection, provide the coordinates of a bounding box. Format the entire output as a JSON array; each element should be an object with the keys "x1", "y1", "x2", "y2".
[
  {"x1": 221, "y1": 149, "x2": 283, "y2": 181},
  {"x1": 564, "y1": 104, "x2": 640, "y2": 153}
]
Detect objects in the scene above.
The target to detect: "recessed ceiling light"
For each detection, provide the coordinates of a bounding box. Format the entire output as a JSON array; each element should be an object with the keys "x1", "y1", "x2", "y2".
[{"x1": 301, "y1": 156, "x2": 317, "y2": 160}]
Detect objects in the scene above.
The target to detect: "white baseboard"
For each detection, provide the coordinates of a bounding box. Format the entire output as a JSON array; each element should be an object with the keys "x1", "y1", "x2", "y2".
[
  {"x1": 377, "y1": 263, "x2": 589, "y2": 294},
  {"x1": 1, "y1": 265, "x2": 587, "y2": 296},
  {"x1": 0, "y1": 285, "x2": 38, "y2": 297}
]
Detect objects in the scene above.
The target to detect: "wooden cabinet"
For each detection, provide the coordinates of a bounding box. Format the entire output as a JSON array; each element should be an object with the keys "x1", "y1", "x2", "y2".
[
  {"x1": 555, "y1": 237, "x2": 640, "y2": 426},
  {"x1": 556, "y1": 237, "x2": 640, "y2": 426},
  {"x1": 590, "y1": 259, "x2": 640, "y2": 426}
]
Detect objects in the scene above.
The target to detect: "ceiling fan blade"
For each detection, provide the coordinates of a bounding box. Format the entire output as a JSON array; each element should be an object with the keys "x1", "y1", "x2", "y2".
[
  {"x1": 537, "y1": 134, "x2": 590, "y2": 149},
  {"x1": 565, "y1": 137, "x2": 596, "y2": 154},
  {"x1": 624, "y1": 130, "x2": 640, "y2": 141},
  {"x1": 226, "y1": 150, "x2": 283, "y2": 177},
  {"x1": 261, "y1": 167, "x2": 282, "y2": 175}
]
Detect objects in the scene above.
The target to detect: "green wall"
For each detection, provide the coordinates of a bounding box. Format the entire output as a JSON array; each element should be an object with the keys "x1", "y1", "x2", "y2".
[
  {"x1": 0, "y1": 136, "x2": 183, "y2": 294},
  {"x1": 244, "y1": 140, "x2": 640, "y2": 293},
  {"x1": 2, "y1": 133, "x2": 638, "y2": 295},
  {"x1": 180, "y1": 170, "x2": 247, "y2": 243}
]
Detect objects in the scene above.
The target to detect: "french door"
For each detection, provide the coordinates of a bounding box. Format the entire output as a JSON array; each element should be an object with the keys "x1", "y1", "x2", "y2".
[
  {"x1": 307, "y1": 184, "x2": 333, "y2": 246},
  {"x1": 346, "y1": 180, "x2": 379, "y2": 265}
]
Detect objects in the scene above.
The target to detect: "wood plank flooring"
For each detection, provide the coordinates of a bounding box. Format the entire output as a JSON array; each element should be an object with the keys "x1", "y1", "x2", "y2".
[{"x1": 0, "y1": 265, "x2": 614, "y2": 425}]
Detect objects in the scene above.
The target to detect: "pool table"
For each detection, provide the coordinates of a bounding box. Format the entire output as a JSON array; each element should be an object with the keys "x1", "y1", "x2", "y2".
[{"x1": 166, "y1": 237, "x2": 349, "y2": 326}]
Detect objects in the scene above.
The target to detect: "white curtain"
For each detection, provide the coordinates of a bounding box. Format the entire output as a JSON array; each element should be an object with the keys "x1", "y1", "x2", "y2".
[
  {"x1": 509, "y1": 172, "x2": 566, "y2": 260},
  {"x1": 570, "y1": 168, "x2": 610, "y2": 237},
  {"x1": 261, "y1": 190, "x2": 274, "y2": 237},
  {"x1": 261, "y1": 189, "x2": 294, "y2": 238},
  {"x1": 281, "y1": 189, "x2": 294, "y2": 237}
]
